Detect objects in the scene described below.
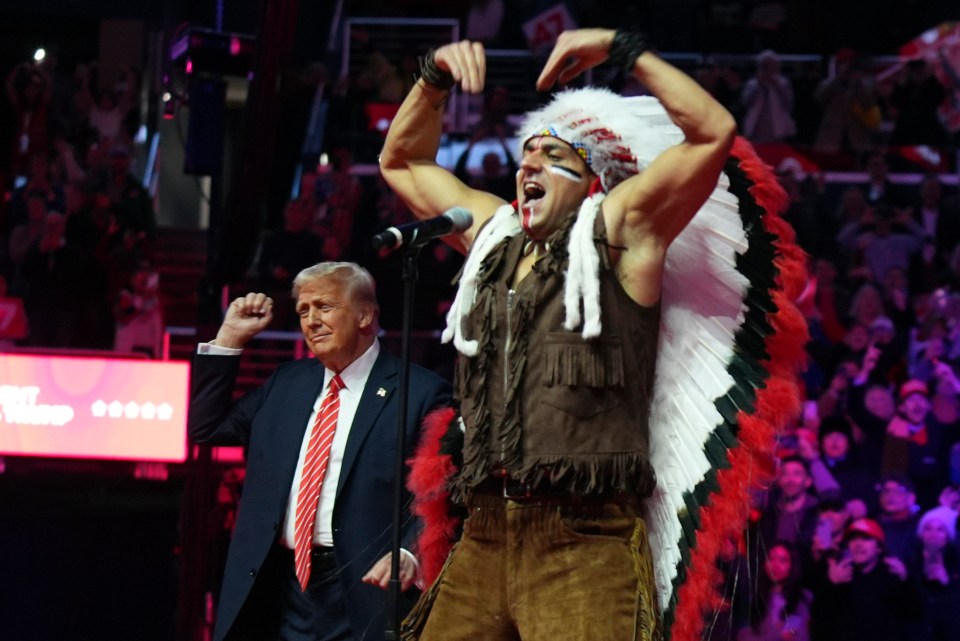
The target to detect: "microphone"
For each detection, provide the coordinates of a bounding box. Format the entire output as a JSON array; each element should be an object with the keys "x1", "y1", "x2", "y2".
[{"x1": 371, "y1": 207, "x2": 473, "y2": 250}]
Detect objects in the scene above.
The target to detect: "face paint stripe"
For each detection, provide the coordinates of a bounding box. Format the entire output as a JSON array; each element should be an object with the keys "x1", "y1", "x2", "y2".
[
  {"x1": 548, "y1": 164, "x2": 583, "y2": 182},
  {"x1": 521, "y1": 203, "x2": 535, "y2": 234}
]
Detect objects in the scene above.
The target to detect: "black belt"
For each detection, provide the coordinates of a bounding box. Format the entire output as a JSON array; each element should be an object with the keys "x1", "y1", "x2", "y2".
[
  {"x1": 471, "y1": 474, "x2": 635, "y2": 504},
  {"x1": 279, "y1": 545, "x2": 338, "y2": 574}
]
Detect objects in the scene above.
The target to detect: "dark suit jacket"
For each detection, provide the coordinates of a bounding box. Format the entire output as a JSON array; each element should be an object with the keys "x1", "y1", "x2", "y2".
[{"x1": 188, "y1": 347, "x2": 452, "y2": 641}]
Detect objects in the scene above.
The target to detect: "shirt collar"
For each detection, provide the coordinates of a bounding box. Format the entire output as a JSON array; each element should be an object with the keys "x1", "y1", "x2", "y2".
[{"x1": 322, "y1": 339, "x2": 380, "y2": 395}]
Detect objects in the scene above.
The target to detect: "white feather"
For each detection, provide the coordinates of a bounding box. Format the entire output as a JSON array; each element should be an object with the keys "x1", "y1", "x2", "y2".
[
  {"x1": 442, "y1": 204, "x2": 520, "y2": 356},
  {"x1": 646, "y1": 166, "x2": 750, "y2": 613}
]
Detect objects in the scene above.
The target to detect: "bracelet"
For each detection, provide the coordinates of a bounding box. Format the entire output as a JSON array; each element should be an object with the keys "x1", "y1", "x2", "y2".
[
  {"x1": 419, "y1": 49, "x2": 456, "y2": 92},
  {"x1": 608, "y1": 29, "x2": 654, "y2": 73}
]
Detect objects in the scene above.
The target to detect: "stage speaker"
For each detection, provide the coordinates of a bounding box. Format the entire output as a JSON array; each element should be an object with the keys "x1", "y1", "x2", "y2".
[{"x1": 183, "y1": 78, "x2": 226, "y2": 176}]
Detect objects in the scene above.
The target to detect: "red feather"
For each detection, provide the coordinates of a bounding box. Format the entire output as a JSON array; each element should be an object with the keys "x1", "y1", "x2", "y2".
[
  {"x1": 669, "y1": 137, "x2": 807, "y2": 641},
  {"x1": 406, "y1": 407, "x2": 460, "y2": 586}
]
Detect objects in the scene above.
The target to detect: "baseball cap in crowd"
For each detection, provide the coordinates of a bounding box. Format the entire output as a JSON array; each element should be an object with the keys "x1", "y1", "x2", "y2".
[
  {"x1": 844, "y1": 518, "x2": 885, "y2": 543},
  {"x1": 898, "y1": 379, "x2": 929, "y2": 401}
]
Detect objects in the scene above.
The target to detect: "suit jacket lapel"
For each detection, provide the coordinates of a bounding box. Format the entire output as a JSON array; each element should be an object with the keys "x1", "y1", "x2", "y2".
[
  {"x1": 336, "y1": 349, "x2": 397, "y2": 501},
  {"x1": 275, "y1": 359, "x2": 327, "y2": 484}
]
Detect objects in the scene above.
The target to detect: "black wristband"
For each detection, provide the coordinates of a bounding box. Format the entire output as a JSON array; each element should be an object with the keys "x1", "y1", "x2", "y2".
[
  {"x1": 419, "y1": 49, "x2": 456, "y2": 91},
  {"x1": 608, "y1": 29, "x2": 654, "y2": 73}
]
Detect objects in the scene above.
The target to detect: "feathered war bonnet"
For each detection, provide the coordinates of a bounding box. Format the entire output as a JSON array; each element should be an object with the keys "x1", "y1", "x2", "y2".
[
  {"x1": 443, "y1": 87, "x2": 687, "y2": 354},
  {"x1": 516, "y1": 86, "x2": 684, "y2": 193}
]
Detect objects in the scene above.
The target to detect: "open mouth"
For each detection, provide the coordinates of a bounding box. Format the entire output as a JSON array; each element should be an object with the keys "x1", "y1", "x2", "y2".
[{"x1": 522, "y1": 182, "x2": 545, "y2": 205}]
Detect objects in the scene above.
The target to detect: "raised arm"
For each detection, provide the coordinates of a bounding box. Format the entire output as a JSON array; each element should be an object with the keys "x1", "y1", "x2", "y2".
[
  {"x1": 379, "y1": 42, "x2": 507, "y2": 253},
  {"x1": 213, "y1": 292, "x2": 274, "y2": 349},
  {"x1": 538, "y1": 28, "x2": 736, "y2": 303}
]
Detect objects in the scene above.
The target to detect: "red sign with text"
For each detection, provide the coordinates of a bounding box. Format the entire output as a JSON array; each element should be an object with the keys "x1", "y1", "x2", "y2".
[{"x1": 0, "y1": 354, "x2": 190, "y2": 462}]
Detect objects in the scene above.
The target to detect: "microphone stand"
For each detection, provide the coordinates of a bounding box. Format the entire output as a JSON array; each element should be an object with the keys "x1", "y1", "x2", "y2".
[{"x1": 386, "y1": 242, "x2": 423, "y2": 640}]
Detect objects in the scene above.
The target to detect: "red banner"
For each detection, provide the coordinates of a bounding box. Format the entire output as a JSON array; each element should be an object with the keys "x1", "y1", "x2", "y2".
[{"x1": 0, "y1": 354, "x2": 189, "y2": 462}]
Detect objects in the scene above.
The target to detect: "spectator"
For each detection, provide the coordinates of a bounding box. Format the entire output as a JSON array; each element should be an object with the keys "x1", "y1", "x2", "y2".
[
  {"x1": 909, "y1": 175, "x2": 960, "y2": 293},
  {"x1": 914, "y1": 174, "x2": 960, "y2": 261},
  {"x1": 908, "y1": 313, "x2": 953, "y2": 382},
  {"x1": 5, "y1": 151, "x2": 66, "y2": 234},
  {"x1": 321, "y1": 147, "x2": 361, "y2": 256},
  {"x1": 813, "y1": 358, "x2": 856, "y2": 425},
  {"x1": 889, "y1": 58, "x2": 948, "y2": 147},
  {"x1": 102, "y1": 144, "x2": 155, "y2": 243},
  {"x1": 7, "y1": 190, "x2": 49, "y2": 278},
  {"x1": 740, "y1": 50, "x2": 796, "y2": 143},
  {"x1": 474, "y1": 85, "x2": 515, "y2": 138},
  {"x1": 813, "y1": 50, "x2": 881, "y2": 159},
  {"x1": 694, "y1": 63, "x2": 744, "y2": 124},
  {"x1": 757, "y1": 455, "x2": 838, "y2": 550},
  {"x1": 708, "y1": 536, "x2": 751, "y2": 641},
  {"x1": 866, "y1": 314, "x2": 909, "y2": 385},
  {"x1": 805, "y1": 500, "x2": 854, "y2": 640},
  {"x1": 846, "y1": 346, "x2": 897, "y2": 472},
  {"x1": 876, "y1": 472, "x2": 922, "y2": 563},
  {"x1": 837, "y1": 203, "x2": 926, "y2": 284},
  {"x1": 454, "y1": 126, "x2": 518, "y2": 202},
  {"x1": 818, "y1": 415, "x2": 878, "y2": 508},
  {"x1": 862, "y1": 152, "x2": 908, "y2": 209},
  {"x1": 883, "y1": 379, "x2": 955, "y2": 507},
  {"x1": 810, "y1": 257, "x2": 850, "y2": 345},
  {"x1": 810, "y1": 518, "x2": 922, "y2": 641},
  {"x1": 830, "y1": 186, "x2": 869, "y2": 276},
  {"x1": 113, "y1": 263, "x2": 163, "y2": 358},
  {"x1": 880, "y1": 265, "x2": 914, "y2": 326},
  {"x1": 464, "y1": 0, "x2": 504, "y2": 44},
  {"x1": 929, "y1": 360, "x2": 960, "y2": 446},
  {"x1": 846, "y1": 281, "x2": 888, "y2": 329},
  {"x1": 908, "y1": 505, "x2": 960, "y2": 641},
  {"x1": 5, "y1": 61, "x2": 52, "y2": 179},
  {"x1": 35, "y1": 43, "x2": 75, "y2": 142},
  {"x1": 296, "y1": 170, "x2": 324, "y2": 228},
  {"x1": 355, "y1": 51, "x2": 405, "y2": 103},
  {"x1": 776, "y1": 160, "x2": 833, "y2": 260},
  {"x1": 79, "y1": 65, "x2": 138, "y2": 146},
  {"x1": 738, "y1": 541, "x2": 811, "y2": 641},
  {"x1": 809, "y1": 499, "x2": 855, "y2": 565},
  {"x1": 835, "y1": 184, "x2": 871, "y2": 227}
]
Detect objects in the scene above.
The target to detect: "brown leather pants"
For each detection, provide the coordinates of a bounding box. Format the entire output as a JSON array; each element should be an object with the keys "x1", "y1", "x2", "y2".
[{"x1": 406, "y1": 491, "x2": 661, "y2": 641}]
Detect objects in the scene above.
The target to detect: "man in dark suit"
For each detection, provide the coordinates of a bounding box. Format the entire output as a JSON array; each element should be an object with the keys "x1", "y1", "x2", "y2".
[{"x1": 189, "y1": 261, "x2": 452, "y2": 641}]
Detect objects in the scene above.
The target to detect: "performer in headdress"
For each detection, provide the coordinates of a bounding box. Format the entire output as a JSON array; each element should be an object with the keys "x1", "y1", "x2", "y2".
[{"x1": 381, "y1": 28, "x2": 808, "y2": 641}]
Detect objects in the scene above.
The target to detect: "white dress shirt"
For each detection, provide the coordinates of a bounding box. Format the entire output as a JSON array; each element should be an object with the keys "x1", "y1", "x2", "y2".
[
  {"x1": 197, "y1": 339, "x2": 380, "y2": 547},
  {"x1": 281, "y1": 340, "x2": 380, "y2": 548}
]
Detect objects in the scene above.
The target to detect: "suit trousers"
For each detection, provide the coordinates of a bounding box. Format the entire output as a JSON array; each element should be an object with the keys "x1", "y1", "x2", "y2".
[
  {"x1": 278, "y1": 547, "x2": 353, "y2": 641},
  {"x1": 412, "y1": 492, "x2": 661, "y2": 641}
]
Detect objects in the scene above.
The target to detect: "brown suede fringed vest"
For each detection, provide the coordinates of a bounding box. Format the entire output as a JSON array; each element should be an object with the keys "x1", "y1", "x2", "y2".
[{"x1": 455, "y1": 211, "x2": 660, "y2": 499}]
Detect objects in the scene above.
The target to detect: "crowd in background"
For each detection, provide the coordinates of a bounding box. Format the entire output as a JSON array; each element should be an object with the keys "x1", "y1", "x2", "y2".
[{"x1": 0, "y1": 46, "x2": 160, "y2": 356}]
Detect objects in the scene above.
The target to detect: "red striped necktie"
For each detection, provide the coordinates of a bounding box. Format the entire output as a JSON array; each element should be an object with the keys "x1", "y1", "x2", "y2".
[{"x1": 294, "y1": 374, "x2": 344, "y2": 591}]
